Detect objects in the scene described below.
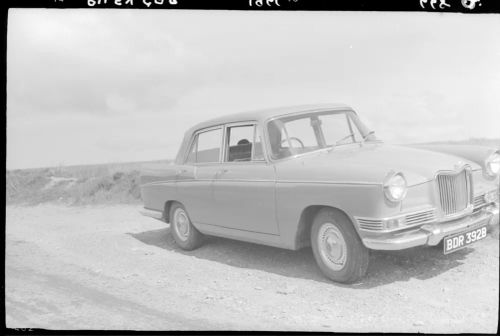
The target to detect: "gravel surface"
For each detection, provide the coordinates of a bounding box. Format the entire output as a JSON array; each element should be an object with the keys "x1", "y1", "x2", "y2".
[{"x1": 5, "y1": 204, "x2": 499, "y2": 332}]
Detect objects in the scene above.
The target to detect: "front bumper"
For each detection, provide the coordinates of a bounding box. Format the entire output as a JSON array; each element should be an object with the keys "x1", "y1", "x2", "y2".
[{"x1": 362, "y1": 205, "x2": 499, "y2": 250}]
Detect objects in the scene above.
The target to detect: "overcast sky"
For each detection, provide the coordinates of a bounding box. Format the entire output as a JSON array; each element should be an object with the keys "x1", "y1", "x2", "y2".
[{"x1": 7, "y1": 9, "x2": 500, "y2": 169}]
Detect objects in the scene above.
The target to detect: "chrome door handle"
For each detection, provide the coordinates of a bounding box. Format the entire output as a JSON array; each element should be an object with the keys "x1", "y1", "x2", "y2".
[{"x1": 218, "y1": 169, "x2": 229, "y2": 175}]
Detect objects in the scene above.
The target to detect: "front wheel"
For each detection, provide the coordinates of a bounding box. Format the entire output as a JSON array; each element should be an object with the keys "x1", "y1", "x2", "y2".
[
  {"x1": 169, "y1": 202, "x2": 204, "y2": 250},
  {"x1": 311, "y1": 209, "x2": 369, "y2": 283}
]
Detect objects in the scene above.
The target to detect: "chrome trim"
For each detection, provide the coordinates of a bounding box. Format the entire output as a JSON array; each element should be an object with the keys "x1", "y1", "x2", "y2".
[
  {"x1": 436, "y1": 205, "x2": 474, "y2": 222},
  {"x1": 357, "y1": 218, "x2": 384, "y2": 231},
  {"x1": 139, "y1": 208, "x2": 164, "y2": 220},
  {"x1": 144, "y1": 179, "x2": 380, "y2": 186},
  {"x1": 473, "y1": 193, "x2": 487, "y2": 213},
  {"x1": 474, "y1": 189, "x2": 500, "y2": 214},
  {"x1": 407, "y1": 178, "x2": 434, "y2": 187},
  {"x1": 141, "y1": 180, "x2": 177, "y2": 187},
  {"x1": 362, "y1": 208, "x2": 496, "y2": 250},
  {"x1": 405, "y1": 209, "x2": 436, "y2": 226},
  {"x1": 355, "y1": 208, "x2": 436, "y2": 233},
  {"x1": 434, "y1": 165, "x2": 473, "y2": 220},
  {"x1": 276, "y1": 180, "x2": 381, "y2": 186}
]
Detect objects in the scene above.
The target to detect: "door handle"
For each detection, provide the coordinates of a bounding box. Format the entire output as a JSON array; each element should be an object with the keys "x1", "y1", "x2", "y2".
[
  {"x1": 176, "y1": 169, "x2": 187, "y2": 175},
  {"x1": 218, "y1": 169, "x2": 229, "y2": 175}
]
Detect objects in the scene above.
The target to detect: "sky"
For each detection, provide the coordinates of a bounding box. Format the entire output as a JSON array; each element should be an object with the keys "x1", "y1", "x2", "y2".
[{"x1": 7, "y1": 9, "x2": 500, "y2": 169}]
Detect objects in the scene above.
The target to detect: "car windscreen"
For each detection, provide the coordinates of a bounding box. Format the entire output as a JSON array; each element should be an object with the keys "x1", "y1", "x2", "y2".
[{"x1": 266, "y1": 110, "x2": 373, "y2": 160}]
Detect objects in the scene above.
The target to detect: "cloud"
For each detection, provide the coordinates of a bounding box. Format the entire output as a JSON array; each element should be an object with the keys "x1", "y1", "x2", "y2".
[
  {"x1": 8, "y1": 9, "x2": 209, "y2": 118},
  {"x1": 7, "y1": 10, "x2": 500, "y2": 169}
]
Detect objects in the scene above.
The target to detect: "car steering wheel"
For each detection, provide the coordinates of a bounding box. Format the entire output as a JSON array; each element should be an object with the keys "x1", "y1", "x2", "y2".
[{"x1": 282, "y1": 137, "x2": 305, "y2": 148}]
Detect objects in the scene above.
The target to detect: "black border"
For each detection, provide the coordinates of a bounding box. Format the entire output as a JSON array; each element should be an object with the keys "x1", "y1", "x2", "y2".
[
  {"x1": 2, "y1": 0, "x2": 499, "y2": 335},
  {"x1": 3, "y1": 0, "x2": 500, "y2": 13}
]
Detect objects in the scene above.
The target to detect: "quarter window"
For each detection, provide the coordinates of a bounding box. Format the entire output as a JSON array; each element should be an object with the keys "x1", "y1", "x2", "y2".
[{"x1": 186, "y1": 128, "x2": 222, "y2": 164}]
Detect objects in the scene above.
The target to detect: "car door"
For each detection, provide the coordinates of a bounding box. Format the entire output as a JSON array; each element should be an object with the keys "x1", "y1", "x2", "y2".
[
  {"x1": 212, "y1": 122, "x2": 279, "y2": 235},
  {"x1": 176, "y1": 126, "x2": 223, "y2": 226}
]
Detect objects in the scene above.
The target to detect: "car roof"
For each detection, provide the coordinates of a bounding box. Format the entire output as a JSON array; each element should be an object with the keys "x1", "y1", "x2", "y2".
[
  {"x1": 187, "y1": 103, "x2": 353, "y2": 133},
  {"x1": 175, "y1": 103, "x2": 354, "y2": 164}
]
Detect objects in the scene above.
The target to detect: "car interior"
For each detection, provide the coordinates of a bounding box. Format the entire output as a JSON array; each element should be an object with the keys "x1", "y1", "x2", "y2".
[{"x1": 228, "y1": 139, "x2": 253, "y2": 162}]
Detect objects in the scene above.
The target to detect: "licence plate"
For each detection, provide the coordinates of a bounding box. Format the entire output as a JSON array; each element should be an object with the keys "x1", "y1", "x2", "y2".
[{"x1": 443, "y1": 225, "x2": 488, "y2": 254}]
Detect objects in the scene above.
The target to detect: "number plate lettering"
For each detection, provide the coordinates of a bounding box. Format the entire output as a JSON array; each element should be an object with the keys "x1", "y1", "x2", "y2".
[{"x1": 444, "y1": 226, "x2": 487, "y2": 254}]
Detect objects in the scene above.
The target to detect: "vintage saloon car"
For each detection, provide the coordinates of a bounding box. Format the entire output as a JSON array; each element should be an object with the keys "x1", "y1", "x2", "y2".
[{"x1": 140, "y1": 104, "x2": 499, "y2": 283}]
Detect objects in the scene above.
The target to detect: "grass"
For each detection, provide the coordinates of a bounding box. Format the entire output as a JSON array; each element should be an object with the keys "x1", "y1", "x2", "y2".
[
  {"x1": 6, "y1": 138, "x2": 499, "y2": 206},
  {"x1": 6, "y1": 160, "x2": 171, "y2": 206}
]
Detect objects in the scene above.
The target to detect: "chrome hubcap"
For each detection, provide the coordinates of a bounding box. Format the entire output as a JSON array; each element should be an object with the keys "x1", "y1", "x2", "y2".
[
  {"x1": 173, "y1": 208, "x2": 190, "y2": 241},
  {"x1": 318, "y1": 223, "x2": 347, "y2": 271}
]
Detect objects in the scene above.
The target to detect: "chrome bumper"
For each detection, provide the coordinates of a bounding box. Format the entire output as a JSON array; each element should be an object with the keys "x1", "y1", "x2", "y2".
[
  {"x1": 362, "y1": 205, "x2": 499, "y2": 250},
  {"x1": 139, "y1": 207, "x2": 164, "y2": 221}
]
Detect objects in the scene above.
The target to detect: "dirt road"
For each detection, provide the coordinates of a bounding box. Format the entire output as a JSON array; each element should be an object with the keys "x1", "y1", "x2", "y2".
[{"x1": 5, "y1": 204, "x2": 499, "y2": 332}]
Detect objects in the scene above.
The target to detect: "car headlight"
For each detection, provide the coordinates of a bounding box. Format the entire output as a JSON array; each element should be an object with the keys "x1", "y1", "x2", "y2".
[
  {"x1": 383, "y1": 172, "x2": 408, "y2": 202},
  {"x1": 485, "y1": 151, "x2": 500, "y2": 177}
]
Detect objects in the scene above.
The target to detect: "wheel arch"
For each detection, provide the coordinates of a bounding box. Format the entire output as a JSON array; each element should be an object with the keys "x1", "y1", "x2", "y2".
[
  {"x1": 294, "y1": 205, "x2": 359, "y2": 249},
  {"x1": 163, "y1": 200, "x2": 177, "y2": 223}
]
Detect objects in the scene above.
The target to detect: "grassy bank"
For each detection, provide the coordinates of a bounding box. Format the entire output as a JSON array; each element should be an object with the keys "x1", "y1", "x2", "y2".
[
  {"x1": 6, "y1": 160, "x2": 171, "y2": 206},
  {"x1": 6, "y1": 138, "x2": 499, "y2": 206}
]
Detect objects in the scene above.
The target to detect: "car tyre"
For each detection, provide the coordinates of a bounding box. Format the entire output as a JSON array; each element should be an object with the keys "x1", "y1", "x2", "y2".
[
  {"x1": 311, "y1": 208, "x2": 369, "y2": 283},
  {"x1": 169, "y1": 202, "x2": 204, "y2": 250}
]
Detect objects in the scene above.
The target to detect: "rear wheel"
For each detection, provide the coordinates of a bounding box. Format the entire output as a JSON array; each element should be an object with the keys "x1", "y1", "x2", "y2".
[
  {"x1": 311, "y1": 208, "x2": 369, "y2": 283},
  {"x1": 169, "y1": 202, "x2": 204, "y2": 250}
]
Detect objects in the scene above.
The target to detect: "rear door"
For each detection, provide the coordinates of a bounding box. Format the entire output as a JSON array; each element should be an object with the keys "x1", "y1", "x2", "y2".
[
  {"x1": 176, "y1": 126, "x2": 223, "y2": 226},
  {"x1": 212, "y1": 122, "x2": 279, "y2": 235}
]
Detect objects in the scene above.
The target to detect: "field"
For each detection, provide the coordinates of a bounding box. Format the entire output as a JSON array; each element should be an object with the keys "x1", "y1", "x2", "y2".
[{"x1": 6, "y1": 138, "x2": 500, "y2": 206}]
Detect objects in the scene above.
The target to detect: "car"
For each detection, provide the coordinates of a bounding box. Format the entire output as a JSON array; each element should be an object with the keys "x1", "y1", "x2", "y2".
[{"x1": 140, "y1": 103, "x2": 500, "y2": 283}]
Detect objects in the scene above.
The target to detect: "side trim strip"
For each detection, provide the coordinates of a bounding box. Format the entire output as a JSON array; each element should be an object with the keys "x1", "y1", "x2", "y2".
[
  {"x1": 194, "y1": 221, "x2": 280, "y2": 236},
  {"x1": 142, "y1": 180, "x2": 177, "y2": 187},
  {"x1": 276, "y1": 180, "x2": 381, "y2": 186},
  {"x1": 139, "y1": 208, "x2": 164, "y2": 220},
  {"x1": 142, "y1": 179, "x2": 381, "y2": 187}
]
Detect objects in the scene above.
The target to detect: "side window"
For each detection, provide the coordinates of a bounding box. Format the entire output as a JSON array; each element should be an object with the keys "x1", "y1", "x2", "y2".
[
  {"x1": 186, "y1": 128, "x2": 222, "y2": 164},
  {"x1": 225, "y1": 124, "x2": 265, "y2": 162}
]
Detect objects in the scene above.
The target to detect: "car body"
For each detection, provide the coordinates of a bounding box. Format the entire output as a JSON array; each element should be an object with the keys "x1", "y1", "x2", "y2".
[{"x1": 140, "y1": 104, "x2": 500, "y2": 283}]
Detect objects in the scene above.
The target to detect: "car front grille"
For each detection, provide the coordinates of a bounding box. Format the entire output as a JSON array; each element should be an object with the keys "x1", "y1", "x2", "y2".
[
  {"x1": 405, "y1": 209, "x2": 436, "y2": 226},
  {"x1": 436, "y1": 169, "x2": 471, "y2": 216},
  {"x1": 357, "y1": 218, "x2": 384, "y2": 231},
  {"x1": 473, "y1": 194, "x2": 487, "y2": 213}
]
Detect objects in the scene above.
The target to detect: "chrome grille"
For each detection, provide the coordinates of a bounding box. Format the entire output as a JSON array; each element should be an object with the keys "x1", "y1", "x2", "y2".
[
  {"x1": 473, "y1": 194, "x2": 486, "y2": 213},
  {"x1": 357, "y1": 208, "x2": 436, "y2": 232},
  {"x1": 357, "y1": 218, "x2": 383, "y2": 231},
  {"x1": 436, "y1": 169, "x2": 471, "y2": 216},
  {"x1": 405, "y1": 209, "x2": 435, "y2": 226}
]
